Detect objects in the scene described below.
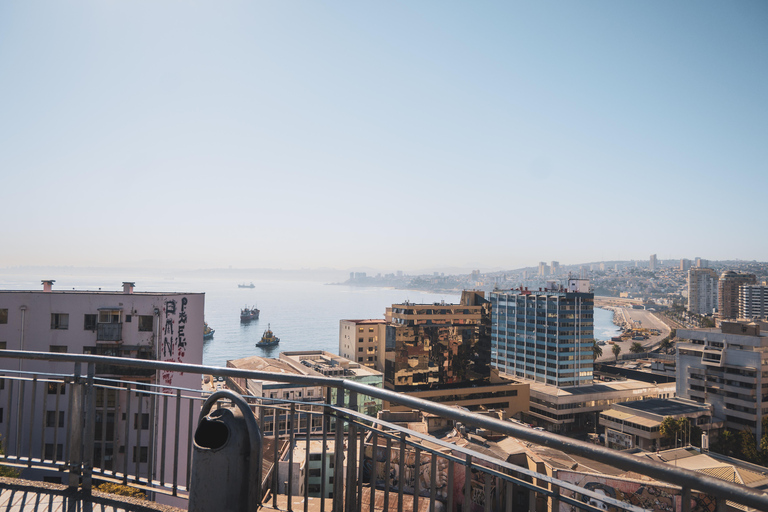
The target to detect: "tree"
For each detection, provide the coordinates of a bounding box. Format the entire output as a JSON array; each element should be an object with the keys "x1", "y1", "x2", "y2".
[
  {"x1": 612, "y1": 343, "x2": 621, "y2": 362},
  {"x1": 593, "y1": 341, "x2": 602, "y2": 359},
  {"x1": 630, "y1": 342, "x2": 644, "y2": 354}
]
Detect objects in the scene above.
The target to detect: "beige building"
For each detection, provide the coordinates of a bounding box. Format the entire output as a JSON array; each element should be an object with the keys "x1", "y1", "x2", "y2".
[
  {"x1": 338, "y1": 318, "x2": 388, "y2": 371},
  {"x1": 718, "y1": 271, "x2": 756, "y2": 319},
  {"x1": 525, "y1": 379, "x2": 676, "y2": 434},
  {"x1": 599, "y1": 398, "x2": 717, "y2": 451}
]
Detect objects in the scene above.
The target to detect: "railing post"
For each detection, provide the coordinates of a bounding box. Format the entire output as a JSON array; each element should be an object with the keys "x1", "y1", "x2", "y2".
[
  {"x1": 82, "y1": 363, "x2": 97, "y2": 493},
  {"x1": 68, "y1": 363, "x2": 83, "y2": 490},
  {"x1": 333, "y1": 386, "x2": 345, "y2": 512},
  {"x1": 464, "y1": 454, "x2": 472, "y2": 512},
  {"x1": 288, "y1": 402, "x2": 295, "y2": 511},
  {"x1": 681, "y1": 486, "x2": 691, "y2": 512},
  {"x1": 345, "y1": 391, "x2": 358, "y2": 512}
]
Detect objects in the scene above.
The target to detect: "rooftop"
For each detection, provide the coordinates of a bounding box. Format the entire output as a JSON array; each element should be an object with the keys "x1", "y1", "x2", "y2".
[{"x1": 618, "y1": 398, "x2": 709, "y2": 417}]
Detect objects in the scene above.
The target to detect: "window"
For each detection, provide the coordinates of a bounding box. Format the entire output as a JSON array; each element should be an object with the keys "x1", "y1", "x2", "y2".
[
  {"x1": 358, "y1": 357, "x2": 363, "y2": 362},
  {"x1": 0, "y1": 309, "x2": 7, "y2": 324},
  {"x1": 46, "y1": 411, "x2": 65, "y2": 428},
  {"x1": 125, "y1": 315, "x2": 132, "y2": 323},
  {"x1": 49, "y1": 345, "x2": 68, "y2": 353},
  {"x1": 99, "y1": 310, "x2": 121, "y2": 323},
  {"x1": 138, "y1": 316, "x2": 154, "y2": 332},
  {"x1": 309, "y1": 468, "x2": 322, "y2": 477},
  {"x1": 133, "y1": 413, "x2": 149, "y2": 430},
  {"x1": 358, "y1": 347, "x2": 363, "y2": 352},
  {"x1": 44, "y1": 443, "x2": 64, "y2": 460},
  {"x1": 50, "y1": 314, "x2": 69, "y2": 330},
  {"x1": 0, "y1": 342, "x2": 6, "y2": 350},
  {"x1": 0, "y1": 408, "x2": 3, "y2": 423},
  {"x1": 83, "y1": 314, "x2": 97, "y2": 330},
  {"x1": 48, "y1": 382, "x2": 65, "y2": 395},
  {"x1": 132, "y1": 446, "x2": 148, "y2": 463}
]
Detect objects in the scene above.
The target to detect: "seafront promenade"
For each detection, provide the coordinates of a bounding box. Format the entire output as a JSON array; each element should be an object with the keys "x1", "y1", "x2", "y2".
[{"x1": 593, "y1": 299, "x2": 672, "y2": 362}]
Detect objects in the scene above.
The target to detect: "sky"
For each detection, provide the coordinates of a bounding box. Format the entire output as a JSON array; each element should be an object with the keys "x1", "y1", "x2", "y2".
[{"x1": 1, "y1": 1, "x2": 766, "y2": 273}]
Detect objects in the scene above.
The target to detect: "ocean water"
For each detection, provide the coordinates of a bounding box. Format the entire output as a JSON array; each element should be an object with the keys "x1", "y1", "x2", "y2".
[
  {"x1": 594, "y1": 307, "x2": 621, "y2": 341},
  {"x1": 0, "y1": 273, "x2": 620, "y2": 366}
]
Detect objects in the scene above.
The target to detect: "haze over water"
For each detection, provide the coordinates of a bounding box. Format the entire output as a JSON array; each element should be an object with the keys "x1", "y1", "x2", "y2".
[{"x1": 1, "y1": 272, "x2": 621, "y2": 367}]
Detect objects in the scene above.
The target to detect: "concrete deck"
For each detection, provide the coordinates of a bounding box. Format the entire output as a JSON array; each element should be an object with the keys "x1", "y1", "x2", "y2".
[{"x1": 0, "y1": 478, "x2": 184, "y2": 512}]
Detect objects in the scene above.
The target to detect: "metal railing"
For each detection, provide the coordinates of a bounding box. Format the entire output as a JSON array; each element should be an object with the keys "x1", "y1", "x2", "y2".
[{"x1": 0, "y1": 350, "x2": 766, "y2": 512}]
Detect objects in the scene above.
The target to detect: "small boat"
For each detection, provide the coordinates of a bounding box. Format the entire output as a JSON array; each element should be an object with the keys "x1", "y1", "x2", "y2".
[
  {"x1": 257, "y1": 324, "x2": 280, "y2": 347},
  {"x1": 203, "y1": 322, "x2": 215, "y2": 340},
  {"x1": 240, "y1": 305, "x2": 260, "y2": 323},
  {"x1": 238, "y1": 282, "x2": 256, "y2": 288}
]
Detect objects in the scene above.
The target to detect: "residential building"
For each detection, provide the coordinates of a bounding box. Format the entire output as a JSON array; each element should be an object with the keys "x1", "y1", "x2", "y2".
[
  {"x1": 676, "y1": 321, "x2": 768, "y2": 444},
  {"x1": 0, "y1": 280, "x2": 204, "y2": 494},
  {"x1": 740, "y1": 285, "x2": 768, "y2": 320},
  {"x1": 687, "y1": 268, "x2": 719, "y2": 315},
  {"x1": 695, "y1": 257, "x2": 709, "y2": 268},
  {"x1": 490, "y1": 278, "x2": 594, "y2": 387},
  {"x1": 338, "y1": 319, "x2": 389, "y2": 371},
  {"x1": 599, "y1": 398, "x2": 717, "y2": 451},
  {"x1": 277, "y1": 439, "x2": 339, "y2": 499},
  {"x1": 538, "y1": 262, "x2": 549, "y2": 277},
  {"x1": 649, "y1": 254, "x2": 657, "y2": 271},
  {"x1": 550, "y1": 261, "x2": 559, "y2": 275},
  {"x1": 680, "y1": 259, "x2": 692, "y2": 271},
  {"x1": 718, "y1": 271, "x2": 756, "y2": 319}
]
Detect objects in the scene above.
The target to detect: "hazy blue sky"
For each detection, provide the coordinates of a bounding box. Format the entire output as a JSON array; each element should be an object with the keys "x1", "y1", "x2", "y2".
[{"x1": 1, "y1": 1, "x2": 766, "y2": 272}]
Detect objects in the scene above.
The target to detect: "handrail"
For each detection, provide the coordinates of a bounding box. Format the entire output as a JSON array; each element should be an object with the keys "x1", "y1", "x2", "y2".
[{"x1": 1, "y1": 350, "x2": 767, "y2": 510}]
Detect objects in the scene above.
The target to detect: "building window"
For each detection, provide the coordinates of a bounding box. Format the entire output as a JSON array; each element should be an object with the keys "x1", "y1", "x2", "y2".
[
  {"x1": 132, "y1": 446, "x2": 148, "y2": 463},
  {"x1": 99, "y1": 310, "x2": 121, "y2": 323},
  {"x1": 51, "y1": 314, "x2": 69, "y2": 330},
  {"x1": 125, "y1": 315, "x2": 132, "y2": 323},
  {"x1": 358, "y1": 347, "x2": 363, "y2": 352},
  {"x1": 138, "y1": 316, "x2": 154, "y2": 332},
  {"x1": 49, "y1": 345, "x2": 68, "y2": 353},
  {"x1": 358, "y1": 357, "x2": 363, "y2": 362},
  {"x1": 0, "y1": 309, "x2": 7, "y2": 324},
  {"x1": 46, "y1": 411, "x2": 65, "y2": 428},
  {"x1": 44, "y1": 443, "x2": 64, "y2": 460},
  {"x1": 0, "y1": 408, "x2": 3, "y2": 423},
  {"x1": 134, "y1": 413, "x2": 150, "y2": 430},
  {"x1": 0, "y1": 342, "x2": 6, "y2": 350},
  {"x1": 83, "y1": 314, "x2": 97, "y2": 330}
]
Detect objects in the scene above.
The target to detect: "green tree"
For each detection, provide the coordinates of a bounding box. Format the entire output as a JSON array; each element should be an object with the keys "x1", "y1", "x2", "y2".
[
  {"x1": 629, "y1": 342, "x2": 644, "y2": 354},
  {"x1": 612, "y1": 343, "x2": 621, "y2": 362},
  {"x1": 593, "y1": 341, "x2": 603, "y2": 359},
  {"x1": 739, "y1": 428, "x2": 761, "y2": 465}
]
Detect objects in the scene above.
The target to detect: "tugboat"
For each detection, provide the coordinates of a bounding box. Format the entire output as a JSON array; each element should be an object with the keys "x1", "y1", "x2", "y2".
[
  {"x1": 240, "y1": 305, "x2": 260, "y2": 323},
  {"x1": 238, "y1": 282, "x2": 256, "y2": 289},
  {"x1": 256, "y1": 324, "x2": 280, "y2": 348},
  {"x1": 203, "y1": 322, "x2": 215, "y2": 340}
]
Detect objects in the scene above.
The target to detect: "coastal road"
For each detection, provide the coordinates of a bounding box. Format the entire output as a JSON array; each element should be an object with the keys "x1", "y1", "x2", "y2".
[{"x1": 595, "y1": 308, "x2": 671, "y2": 363}]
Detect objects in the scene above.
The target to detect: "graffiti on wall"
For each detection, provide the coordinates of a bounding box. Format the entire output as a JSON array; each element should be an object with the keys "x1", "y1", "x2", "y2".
[
  {"x1": 558, "y1": 472, "x2": 718, "y2": 512},
  {"x1": 161, "y1": 296, "x2": 188, "y2": 391},
  {"x1": 362, "y1": 442, "x2": 500, "y2": 512}
]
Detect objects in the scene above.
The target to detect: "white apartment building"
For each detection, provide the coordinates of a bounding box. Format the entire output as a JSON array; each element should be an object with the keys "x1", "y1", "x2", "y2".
[
  {"x1": 687, "y1": 268, "x2": 718, "y2": 315},
  {"x1": 740, "y1": 285, "x2": 768, "y2": 320},
  {"x1": 338, "y1": 319, "x2": 389, "y2": 371},
  {"x1": 676, "y1": 321, "x2": 768, "y2": 444},
  {"x1": 0, "y1": 280, "x2": 204, "y2": 496}
]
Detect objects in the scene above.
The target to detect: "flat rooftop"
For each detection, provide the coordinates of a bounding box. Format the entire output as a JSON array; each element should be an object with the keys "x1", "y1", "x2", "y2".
[
  {"x1": 528, "y1": 379, "x2": 674, "y2": 399},
  {"x1": 619, "y1": 398, "x2": 708, "y2": 416}
]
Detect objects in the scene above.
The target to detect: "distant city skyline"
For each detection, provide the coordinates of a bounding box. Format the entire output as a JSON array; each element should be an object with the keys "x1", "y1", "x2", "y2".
[{"x1": 1, "y1": 2, "x2": 766, "y2": 271}]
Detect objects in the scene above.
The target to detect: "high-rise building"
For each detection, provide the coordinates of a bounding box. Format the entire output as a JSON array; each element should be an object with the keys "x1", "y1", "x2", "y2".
[
  {"x1": 695, "y1": 257, "x2": 708, "y2": 268},
  {"x1": 490, "y1": 278, "x2": 594, "y2": 387},
  {"x1": 384, "y1": 291, "x2": 490, "y2": 389},
  {"x1": 680, "y1": 259, "x2": 692, "y2": 271},
  {"x1": 538, "y1": 262, "x2": 549, "y2": 276},
  {"x1": 550, "y1": 261, "x2": 559, "y2": 275},
  {"x1": 740, "y1": 285, "x2": 768, "y2": 320},
  {"x1": 649, "y1": 254, "x2": 657, "y2": 271},
  {"x1": 718, "y1": 271, "x2": 756, "y2": 319},
  {"x1": 382, "y1": 291, "x2": 529, "y2": 417},
  {"x1": 687, "y1": 268, "x2": 718, "y2": 315},
  {"x1": 676, "y1": 321, "x2": 768, "y2": 445}
]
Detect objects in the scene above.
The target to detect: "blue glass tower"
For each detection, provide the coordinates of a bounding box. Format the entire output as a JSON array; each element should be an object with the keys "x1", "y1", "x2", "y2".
[{"x1": 490, "y1": 279, "x2": 594, "y2": 388}]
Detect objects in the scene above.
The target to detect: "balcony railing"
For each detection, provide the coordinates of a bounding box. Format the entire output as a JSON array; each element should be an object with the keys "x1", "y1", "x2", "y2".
[
  {"x1": 96, "y1": 323, "x2": 122, "y2": 342},
  {"x1": 0, "y1": 350, "x2": 767, "y2": 512}
]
